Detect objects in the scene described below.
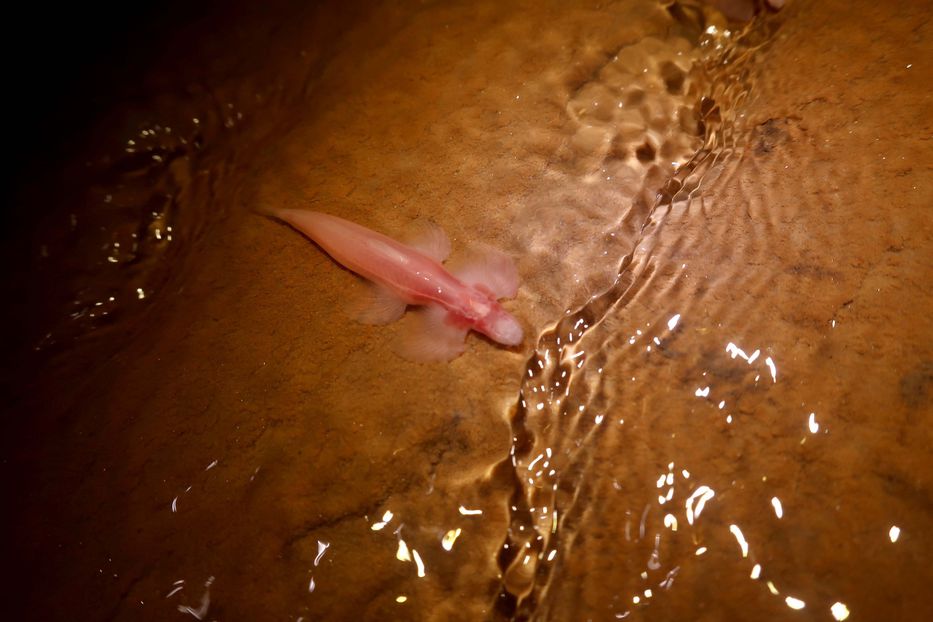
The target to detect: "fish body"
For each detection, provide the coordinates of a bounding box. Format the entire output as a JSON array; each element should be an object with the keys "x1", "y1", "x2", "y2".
[{"x1": 275, "y1": 209, "x2": 522, "y2": 360}]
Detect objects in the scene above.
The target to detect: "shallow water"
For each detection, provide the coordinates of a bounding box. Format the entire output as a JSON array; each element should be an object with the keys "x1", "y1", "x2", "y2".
[{"x1": 3, "y1": 0, "x2": 931, "y2": 620}]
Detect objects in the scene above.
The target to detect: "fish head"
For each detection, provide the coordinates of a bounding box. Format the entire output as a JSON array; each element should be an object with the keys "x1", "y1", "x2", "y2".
[{"x1": 475, "y1": 303, "x2": 523, "y2": 346}]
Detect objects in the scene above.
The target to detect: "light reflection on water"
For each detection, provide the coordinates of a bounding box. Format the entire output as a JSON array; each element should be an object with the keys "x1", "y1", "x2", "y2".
[{"x1": 485, "y1": 4, "x2": 904, "y2": 618}]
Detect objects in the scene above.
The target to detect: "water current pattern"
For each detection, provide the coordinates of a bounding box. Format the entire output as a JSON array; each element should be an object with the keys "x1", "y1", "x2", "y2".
[{"x1": 494, "y1": 8, "x2": 784, "y2": 619}]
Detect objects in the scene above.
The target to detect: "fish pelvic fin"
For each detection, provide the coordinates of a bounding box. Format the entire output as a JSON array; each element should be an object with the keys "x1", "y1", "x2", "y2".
[
  {"x1": 404, "y1": 220, "x2": 451, "y2": 263},
  {"x1": 450, "y1": 246, "x2": 519, "y2": 300},
  {"x1": 394, "y1": 305, "x2": 469, "y2": 362},
  {"x1": 351, "y1": 283, "x2": 408, "y2": 325}
]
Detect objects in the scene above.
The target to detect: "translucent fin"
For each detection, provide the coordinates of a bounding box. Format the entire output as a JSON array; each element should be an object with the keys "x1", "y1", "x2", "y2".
[
  {"x1": 404, "y1": 221, "x2": 451, "y2": 263},
  {"x1": 394, "y1": 305, "x2": 469, "y2": 362},
  {"x1": 450, "y1": 247, "x2": 519, "y2": 300},
  {"x1": 351, "y1": 283, "x2": 408, "y2": 325}
]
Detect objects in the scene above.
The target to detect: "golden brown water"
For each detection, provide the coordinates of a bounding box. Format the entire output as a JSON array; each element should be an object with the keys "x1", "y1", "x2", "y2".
[{"x1": 3, "y1": 1, "x2": 931, "y2": 620}]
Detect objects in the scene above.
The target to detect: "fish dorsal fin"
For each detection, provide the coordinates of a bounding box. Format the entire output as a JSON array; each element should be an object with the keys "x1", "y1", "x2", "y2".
[
  {"x1": 450, "y1": 246, "x2": 519, "y2": 300},
  {"x1": 351, "y1": 283, "x2": 408, "y2": 325},
  {"x1": 394, "y1": 305, "x2": 469, "y2": 362},
  {"x1": 404, "y1": 220, "x2": 451, "y2": 263}
]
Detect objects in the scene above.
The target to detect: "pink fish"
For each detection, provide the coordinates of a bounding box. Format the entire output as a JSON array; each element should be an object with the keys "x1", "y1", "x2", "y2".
[{"x1": 274, "y1": 209, "x2": 523, "y2": 361}]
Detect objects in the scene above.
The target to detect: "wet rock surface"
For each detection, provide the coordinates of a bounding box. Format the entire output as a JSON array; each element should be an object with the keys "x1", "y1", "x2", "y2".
[{"x1": 2, "y1": 0, "x2": 930, "y2": 620}]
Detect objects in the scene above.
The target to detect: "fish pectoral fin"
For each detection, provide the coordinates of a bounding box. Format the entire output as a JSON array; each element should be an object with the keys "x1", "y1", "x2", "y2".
[
  {"x1": 404, "y1": 220, "x2": 451, "y2": 263},
  {"x1": 449, "y1": 246, "x2": 519, "y2": 300},
  {"x1": 351, "y1": 283, "x2": 408, "y2": 325},
  {"x1": 394, "y1": 306, "x2": 469, "y2": 362}
]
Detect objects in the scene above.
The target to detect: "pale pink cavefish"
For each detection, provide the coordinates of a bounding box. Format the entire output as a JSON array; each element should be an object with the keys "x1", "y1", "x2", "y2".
[{"x1": 275, "y1": 209, "x2": 523, "y2": 361}]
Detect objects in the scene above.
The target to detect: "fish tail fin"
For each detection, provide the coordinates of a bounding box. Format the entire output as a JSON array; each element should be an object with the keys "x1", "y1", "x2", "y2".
[{"x1": 271, "y1": 208, "x2": 326, "y2": 237}]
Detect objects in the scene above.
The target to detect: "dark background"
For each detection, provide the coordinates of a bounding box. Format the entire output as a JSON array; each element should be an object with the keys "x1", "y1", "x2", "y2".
[{"x1": 1, "y1": 2, "x2": 223, "y2": 227}]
